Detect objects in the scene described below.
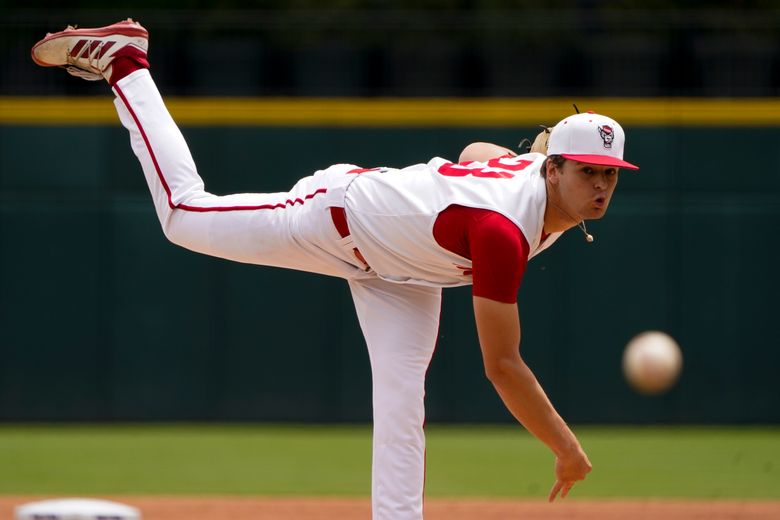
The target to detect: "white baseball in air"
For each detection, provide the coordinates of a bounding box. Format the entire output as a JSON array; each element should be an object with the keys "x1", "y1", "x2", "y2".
[{"x1": 622, "y1": 331, "x2": 683, "y2": 395}]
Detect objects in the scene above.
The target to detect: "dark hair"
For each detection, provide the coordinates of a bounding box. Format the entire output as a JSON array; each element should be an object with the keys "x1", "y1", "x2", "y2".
[{"x1": 540, "y1": 155, "x2": 566, "y2": 178}]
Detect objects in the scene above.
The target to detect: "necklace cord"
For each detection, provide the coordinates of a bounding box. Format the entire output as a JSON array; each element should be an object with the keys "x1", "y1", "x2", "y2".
[{"x1": 548, "y1": 198, "x2": 594, "y2": 243}]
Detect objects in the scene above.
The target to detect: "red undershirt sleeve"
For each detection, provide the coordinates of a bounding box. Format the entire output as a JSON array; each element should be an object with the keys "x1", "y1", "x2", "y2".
[{"x1": 469, "y1": 212, "x2": 530, "y2": 304}]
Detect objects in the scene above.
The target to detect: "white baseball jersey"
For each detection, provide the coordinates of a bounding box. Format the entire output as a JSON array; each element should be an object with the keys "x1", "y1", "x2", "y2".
[{"x1": 344, "y1": 153, "x2": 563, "y2": 287}]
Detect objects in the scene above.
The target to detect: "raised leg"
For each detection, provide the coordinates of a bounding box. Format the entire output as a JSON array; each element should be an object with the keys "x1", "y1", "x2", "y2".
[{"x1": 112, "y1": 69, "x2": 360, "y2": 278}]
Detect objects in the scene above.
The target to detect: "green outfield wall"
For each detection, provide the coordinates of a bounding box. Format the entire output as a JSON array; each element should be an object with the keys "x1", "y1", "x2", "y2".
[{"x1": 1, "y1": 103, "x2": 778, "y2": 423}]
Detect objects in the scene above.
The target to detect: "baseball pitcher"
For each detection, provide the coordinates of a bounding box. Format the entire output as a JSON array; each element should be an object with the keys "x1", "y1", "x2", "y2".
[{"x1": 32, "y1": 20, "x2": 639, "y2": 520}]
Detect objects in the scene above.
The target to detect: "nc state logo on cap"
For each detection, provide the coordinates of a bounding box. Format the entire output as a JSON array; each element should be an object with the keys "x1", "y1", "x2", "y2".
[{"x1": 598, "y1": 125, "x2": 614, "y2": 149}]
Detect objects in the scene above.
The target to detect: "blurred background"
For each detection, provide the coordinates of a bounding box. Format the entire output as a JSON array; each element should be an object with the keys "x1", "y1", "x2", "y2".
[
  {"x1": 4, "y1": 1, "x2": 780, "y2": 97},
  {"x1": 1, "y1": 1, "x2": 779, "y2": 426}
]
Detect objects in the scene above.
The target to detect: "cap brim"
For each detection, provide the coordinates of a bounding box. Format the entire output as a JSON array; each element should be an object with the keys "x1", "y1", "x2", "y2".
[{"x1": 561, "y1": 154, "x2": 639, "y2": 170}]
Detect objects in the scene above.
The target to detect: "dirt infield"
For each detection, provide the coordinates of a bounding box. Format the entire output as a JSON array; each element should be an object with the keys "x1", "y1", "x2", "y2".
[{"x1": 2, "y1": 496, "x2": 780, "y2": 519}]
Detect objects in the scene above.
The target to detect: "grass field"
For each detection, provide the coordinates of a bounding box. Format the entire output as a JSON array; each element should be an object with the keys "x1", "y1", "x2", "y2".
[{"x1": 1, "y1": 424, "x2": 778, "y2": 499}]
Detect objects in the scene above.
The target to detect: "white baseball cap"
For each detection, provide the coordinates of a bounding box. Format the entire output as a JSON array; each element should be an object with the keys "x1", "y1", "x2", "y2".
[{"x1": 547, "y1": 112, "x2": 639, "y2": 170}]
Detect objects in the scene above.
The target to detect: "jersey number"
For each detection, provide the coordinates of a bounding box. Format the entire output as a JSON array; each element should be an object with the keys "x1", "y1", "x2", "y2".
[{"x1": 438, "y1": 158, "x2": 533, "y2": 179}]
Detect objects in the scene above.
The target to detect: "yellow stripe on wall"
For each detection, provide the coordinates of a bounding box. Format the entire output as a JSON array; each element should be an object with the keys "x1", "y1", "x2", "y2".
[{"x1": 1, "y1": 97, "x2": 779, "y2": 126}]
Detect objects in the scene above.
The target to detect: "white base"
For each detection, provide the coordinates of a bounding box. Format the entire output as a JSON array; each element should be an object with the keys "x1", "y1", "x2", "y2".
[{"x1": 15, "y1": 498, "x2": 141, "y2": 520}]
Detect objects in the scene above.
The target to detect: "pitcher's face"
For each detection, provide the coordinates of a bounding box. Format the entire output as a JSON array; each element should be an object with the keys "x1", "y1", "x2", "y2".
[{"x1": 551, "y1": 160, "x2": 620, "y2": 220}]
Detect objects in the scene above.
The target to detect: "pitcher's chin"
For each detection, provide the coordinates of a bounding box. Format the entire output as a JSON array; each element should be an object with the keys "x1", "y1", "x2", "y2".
[{"x1": 587, "y1": 206, "x2": 609, "y2": 220}]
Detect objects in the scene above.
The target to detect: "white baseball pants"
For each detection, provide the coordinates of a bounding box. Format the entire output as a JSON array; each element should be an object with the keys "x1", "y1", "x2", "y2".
[{"x1": 113, "y1": 69, "x2": 442, "y2": 520}]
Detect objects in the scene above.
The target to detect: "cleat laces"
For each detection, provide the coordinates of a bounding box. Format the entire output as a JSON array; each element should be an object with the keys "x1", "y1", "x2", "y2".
[{"x1": 64, "y1": 38, "x2": 110, "y2": 80}]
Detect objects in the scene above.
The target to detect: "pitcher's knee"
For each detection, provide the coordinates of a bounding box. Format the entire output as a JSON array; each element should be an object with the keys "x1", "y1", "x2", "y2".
[
  {"x1": 161, "y1": 216, "x2": 186, "y2": 247},
  {"x1": 159, "y1": 213, "x2": 210, "y2": 255}
]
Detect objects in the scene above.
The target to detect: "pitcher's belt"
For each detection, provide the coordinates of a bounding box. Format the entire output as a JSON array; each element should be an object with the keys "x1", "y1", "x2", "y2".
[{"x1": 330, "y1": 207, "x2": 370, "y2": 269}]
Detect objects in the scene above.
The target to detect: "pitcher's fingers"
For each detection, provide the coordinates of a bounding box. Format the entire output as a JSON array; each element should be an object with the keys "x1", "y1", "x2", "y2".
[
  {"x1": 561, "y1": 482, "x2": 574, "y2": 499},
  {"x1": 548, "y1": 480, "x2": 563, "y2": 502}
]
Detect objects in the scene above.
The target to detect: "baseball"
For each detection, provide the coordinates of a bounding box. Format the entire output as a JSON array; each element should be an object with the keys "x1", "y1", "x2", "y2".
[{"x1": 622, "y1": 331, "x2": 683, "y2": 395}]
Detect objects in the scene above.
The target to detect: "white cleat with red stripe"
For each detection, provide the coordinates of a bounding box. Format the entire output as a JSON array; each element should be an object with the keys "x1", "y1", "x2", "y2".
[{"x1": 31, "y1": 18, "x2": 148, "y2": 82}]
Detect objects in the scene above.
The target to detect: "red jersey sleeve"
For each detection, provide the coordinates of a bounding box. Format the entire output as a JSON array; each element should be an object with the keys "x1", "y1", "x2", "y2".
[{"x1": 433, "y1": 205, "x2": 530, "y2": 304}]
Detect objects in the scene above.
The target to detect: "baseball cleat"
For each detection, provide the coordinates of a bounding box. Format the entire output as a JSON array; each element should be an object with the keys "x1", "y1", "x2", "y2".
[{"x1": 31, "y1": 18, "x2": 148, "y2": 81}]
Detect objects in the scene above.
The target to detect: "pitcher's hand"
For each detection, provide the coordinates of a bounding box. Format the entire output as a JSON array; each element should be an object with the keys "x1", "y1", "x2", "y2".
[{"x1": 548, "y1": 447, "x2": 592, "y2": 502}]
